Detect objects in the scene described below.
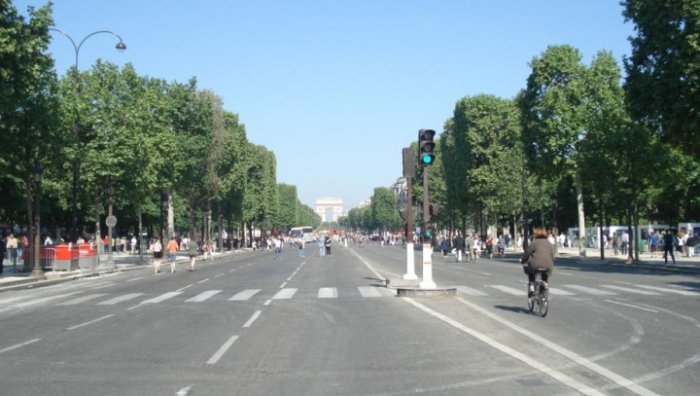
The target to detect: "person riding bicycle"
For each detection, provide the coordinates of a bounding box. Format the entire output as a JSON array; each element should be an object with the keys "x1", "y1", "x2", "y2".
[{"x1": 520, "y1": 227, "x2": 555, "y2": 297}]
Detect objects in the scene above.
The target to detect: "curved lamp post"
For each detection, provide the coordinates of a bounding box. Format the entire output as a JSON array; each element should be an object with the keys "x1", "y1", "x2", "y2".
[
  {"x1": 49, "y1": 28, "x2": 126, "y2": 244},
  {"x1": 31, "y1": 164, "x2": 44, "y2": 278}
]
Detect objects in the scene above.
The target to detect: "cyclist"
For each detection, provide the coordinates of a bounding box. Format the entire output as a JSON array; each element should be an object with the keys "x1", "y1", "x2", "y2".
[{"x1": 520, "y1": 227, "x2": 555, "y2": 296}]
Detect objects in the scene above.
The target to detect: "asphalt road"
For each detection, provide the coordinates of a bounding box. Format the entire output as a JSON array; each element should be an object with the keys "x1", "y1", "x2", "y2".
[{"x1": 0, "y1": 242, "x2": 698, "y2": 395}]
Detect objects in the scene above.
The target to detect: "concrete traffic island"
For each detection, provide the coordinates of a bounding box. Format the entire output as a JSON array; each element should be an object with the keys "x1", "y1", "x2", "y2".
[{"x1": 386, "y1": 277, "x2": 457, "y2": 297}]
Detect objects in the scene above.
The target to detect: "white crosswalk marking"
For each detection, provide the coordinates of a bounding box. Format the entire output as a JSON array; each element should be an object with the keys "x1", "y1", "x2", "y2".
[
  {"x1": 318, "y1": 287, "x2": 337, "y2": 298},
  {"x1": 601, "y1": 285, "x2": 661, "y2": 295},
  {"x1": 633, "y1": 285, "x2": 700, "y2": 296},
  {"x1": 272, "y1": 288, "x2": 297, "y2": 300},
  {"x1": 186, "y1": 290, "x2": 222, "y2": 303},
  {"x1": 57, "y1": 293, "x2": 107, "y2": 306},
  {"x1": 489, "y1": 285, "x2": 525, "y2": 296},
  {"x1": 98, "y1": 293, "x2": 144, "y2": 305},
  {"x1": 562, "y1": 285, "x2": 618, "y2": 296},
  {"x1": 357, "y1": 286, "x2": 383, "y2": 298},
  {"x1": 455, "y1": 286, "x2": 488, "y2": 296},
  {"x1": 229, "y1": 289, "x2": 261, "y2": 301},
  {"x1": 140, "y1": 291, "x2": 182, "y2": 304}
]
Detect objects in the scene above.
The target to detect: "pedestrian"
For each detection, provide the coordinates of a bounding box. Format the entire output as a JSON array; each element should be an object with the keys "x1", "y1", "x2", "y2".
[
  {"x1": 166, "y1": 236, "x2": 179, "y2": 273},
  {"x1": 486, "y1": 234, "x2": 494, "y2": 259},
  {"x1": 454, "y1": 234, "x2": 464, "y2": 262},
  {"x1": 298, "y1": 240, "x2": 305, "y2": 257},
  {"x1": 325, "y1": 235, "x2": 332, "y2": 256},
  {"x1": 649, "y1": 232, "x2": 659, "y2": 258},
  {"x1": 662, "y1": 230, "x2": 676, "y2": 265},
  {"x1": 188, "y1": 239, "x2": 199, "y2": 271},
  {"x1": 130, "y1": 235, "x2": 137, "y2": 254},
  {"x1": 152, "y1": 239, "x2": 163, "y2": 273},
  {"x1": 6, "y1": 233, "x2": 18, "y2": 271},
  {"x1": 687, "y1": 233, "x2": 697, "y2": 257},
  {"x1": 318, "y1": 235, "x2": 325, "y2": 257},
  {"x1": 0, "y1": 234, "x2": 6, "y2": 275},
  {"x1": 273, "y1": 237, "x2": 282, "y2": 260},
  {"x1": 440, "y1": 237, "x2": 450, "y2": 257},
  {"x1": 621, "y1": 231, "x2": 629, "y2": 256},
  {"x1": 464, "y1": 233, "x2": 473, "y2": 262}
]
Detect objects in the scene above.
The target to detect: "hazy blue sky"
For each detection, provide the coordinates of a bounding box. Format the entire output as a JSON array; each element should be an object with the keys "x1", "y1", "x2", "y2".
[{"x1": 16, "y1": 0, "x2": 634, "y2": 210}]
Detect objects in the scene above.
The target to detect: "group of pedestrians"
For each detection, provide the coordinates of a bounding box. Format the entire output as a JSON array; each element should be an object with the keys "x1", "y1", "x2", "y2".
[
  {"x1": 152, "y1": 236, "x2": 200, "y2": 274},
  {"x1": 441, "y1": 232, "x2": 511, "y2": 262}
]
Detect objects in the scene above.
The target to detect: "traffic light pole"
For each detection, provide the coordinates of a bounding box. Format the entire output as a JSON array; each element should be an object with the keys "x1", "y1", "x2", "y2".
[
  {"x1": 403, "y1": 175, "x2": 417, "y2": 280},
  {"x1": 419, "y1": 166, "x2": 436, "y2": 289}
]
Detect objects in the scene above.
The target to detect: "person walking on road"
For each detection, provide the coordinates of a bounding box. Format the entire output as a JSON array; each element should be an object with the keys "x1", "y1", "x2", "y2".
[
  {"x1": 0, "y1": 234, "x2": 6, "y2": 275},
  {"x1": 166, "y1": 237, "x2": 179, "y2": 273},
  {"x1": 318, "y1": 235, "x2": 325, "y2": 257},
  {"x1": 662, "y1": 230, "x2": 676, "y2": 265},
  {"x1": 188, "y1": 239, "x2": 199, "y2": 271}
]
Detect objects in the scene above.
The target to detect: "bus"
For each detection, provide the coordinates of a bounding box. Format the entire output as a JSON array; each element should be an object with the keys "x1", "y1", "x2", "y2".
[{"x1": 290, "y1": 226, "x2": 314, "y2": 244}]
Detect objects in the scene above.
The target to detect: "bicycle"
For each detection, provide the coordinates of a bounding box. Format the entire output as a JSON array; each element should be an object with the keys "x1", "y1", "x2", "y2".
[{"x1": 527, "y1": 268, "x2": 549, "y2": 317}]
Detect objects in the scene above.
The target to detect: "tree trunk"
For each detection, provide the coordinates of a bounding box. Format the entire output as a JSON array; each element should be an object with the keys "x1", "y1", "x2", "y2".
[
  {"x1": 167, "y1": 190, "x2": 174, "y2": 239},
  {"x1": 574, "y1": 172, "x2": 587, "y2": 257}
]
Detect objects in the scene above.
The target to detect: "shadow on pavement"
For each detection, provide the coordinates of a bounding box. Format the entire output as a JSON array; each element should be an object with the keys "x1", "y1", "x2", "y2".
[{"x1": 493, "y1": 305, "x2": 531, "y2": 315}]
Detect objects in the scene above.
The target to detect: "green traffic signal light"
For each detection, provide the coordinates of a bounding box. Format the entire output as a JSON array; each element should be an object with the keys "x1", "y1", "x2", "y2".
[
  {"x1": 420, "y1": 153, "x2": 435, "y2": 165},
  {"x1": 418, "y1": 129, "x2": 436, "y2": 167}
]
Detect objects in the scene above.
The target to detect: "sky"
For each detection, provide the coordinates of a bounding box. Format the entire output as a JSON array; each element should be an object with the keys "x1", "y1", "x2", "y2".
[{"x1": 15, "y1": 0, "x2": 635, "y2": 211}]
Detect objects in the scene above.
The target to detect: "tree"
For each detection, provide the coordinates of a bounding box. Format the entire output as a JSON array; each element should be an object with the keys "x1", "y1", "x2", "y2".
[
  {"x1": 623, "y1": 0, "x2": 700, "y2": 221},
  {"x1": 0, "y1": 1, "x2": 57, "y2": 240},
  {"x1": 370, "y1": 187, "x2": 401, "y2": 235},
  {"x1": 519, "y1": 45, "x2": 590, "y2": 255}
]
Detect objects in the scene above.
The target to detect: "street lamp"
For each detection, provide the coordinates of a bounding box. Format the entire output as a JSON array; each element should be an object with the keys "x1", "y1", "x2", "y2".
[
  {"x1": 107, "y1": 182, "x2": 115, "y2": 269},
  {"x1": 31, "y1": 164, "x2": 44, "y2": 278},
  {"x1": 49, "y1": 28, "x2": 127, "y2": 243}
]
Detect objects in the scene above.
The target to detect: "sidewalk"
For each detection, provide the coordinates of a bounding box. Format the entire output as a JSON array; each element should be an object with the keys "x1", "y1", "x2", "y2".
[
  {"x1": 0, "y1": 249, "x2": 246, "y2": 291},
  {"x1": 556, "y1": 245, "x2": 700, "y2": 273}
]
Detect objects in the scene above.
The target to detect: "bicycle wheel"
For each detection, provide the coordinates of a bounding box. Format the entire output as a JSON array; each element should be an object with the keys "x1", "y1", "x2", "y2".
[
  {"x1": 538, "y1": 290, "x2": 549, "y2": 317},
  {"x1": 528, "y1": 295, "x2": 535, "y2": 312}
]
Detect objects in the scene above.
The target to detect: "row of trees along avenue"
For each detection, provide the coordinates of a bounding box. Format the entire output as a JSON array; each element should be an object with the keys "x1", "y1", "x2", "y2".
[
  {"x1": 1, "y1": 2, "x2": 320, "y2": 251},
  {"x1": 346, "y1": 1, "x2": 699, "y2": 259}
]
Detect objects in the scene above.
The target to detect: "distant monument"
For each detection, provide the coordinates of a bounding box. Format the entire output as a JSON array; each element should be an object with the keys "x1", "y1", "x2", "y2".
[{"x1": 315, "y1": 197, "x2": 343, "y2": 223}]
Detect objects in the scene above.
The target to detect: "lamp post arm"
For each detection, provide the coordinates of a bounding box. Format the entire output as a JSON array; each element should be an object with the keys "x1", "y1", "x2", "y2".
[{"x1": 49, "y1": 28, "x2": 127, "y2": 70}]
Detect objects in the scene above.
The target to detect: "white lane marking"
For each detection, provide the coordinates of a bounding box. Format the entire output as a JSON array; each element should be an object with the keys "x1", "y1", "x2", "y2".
[
  {"x1": 601, "y1": 285, "x2": 661, "y2": 296},
  {"x1": 243, "y1": 310, "x2": 262, "y2": 328},
  {"x1": 348, "y1": 248, "x2": 385, "y2": 281},
  {"x1": 176, "y1": 385, "x2": 193, "y2": 396},
  {"x1": 229, "y1": 289, "x2": 260, "y2": 301},
  {"x1": 318, "y1": 287, "x2": 337, "y2": 299},
  {"x1": 455, "y1": 297, "x2": 661, "y2": 396},
  {"x1": 197, "y1": 278, "x2": 210, "y2": 284},
  {"x1": 279, "y1": 281, "x2": 288, "y2": 289},
  {"x1": 634, "y1": 285, "x2": 700, "y2": 296},
  {"x1": 404, "y1": 298, "x2": 605, "y2": 396},
  {"x1": 98, "y1": 293, "x2": 144, "y2": 305},
  {"x1": 66, "y1": 314, "x2": 115, "y2": 331},
  {"x1": 56, "y1": 293, "x2": 107, "y2": 306},
  {"x1": 214, "y1": 273, "x2": 224, "y2": 278},
  {"x1": 126, "y1": 276, "x2": 144, "y2": 282},
  {"x1": 140, "y1": 291, "x2": 182, "y2": 304},
  {"x1": 206, "y1": 334, "x2": 239, "y2": 365},
  {"x1": 563, "y1": 285, "x2": 618, "y2": 296},
  {"x1": 548, "y1": 288, "x2": 575, "y2": 296},
  {"x1": 92, "y1": 282, "x2": 117, "y2": 290},
  {"x1": 272, "y1": 288, "x2": 297, "y2": 300},
  {"x1": 228, "y1": 269, "x2": 236, "y2": 273},
  {"x1": 0, "y1": 338, "x2": 41, "y2": 354},
  {"x1": 357, "y1": 286, "x2": 383, "y2": 298},
  {"x1": 489, "y1": 285, "x2": 525, "y2": 296},
  {"x1": 0, "y1": 292, "x2": 82, "y2": 313},
  {"x1": 455, "y1": 286, "x2": 488, "y2": 296},
  {"x1": 605, "y1": 300, "x2": 659, "y2": 313},
  {"x1": 176, "y1": 285, "x2": 193, "y2": 292},
  {"x1": 185, "y1": 290, "x2": 222, "y2": 303}
]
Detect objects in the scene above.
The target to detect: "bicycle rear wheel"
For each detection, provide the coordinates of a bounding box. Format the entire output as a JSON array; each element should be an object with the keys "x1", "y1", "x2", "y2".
[
  {"x1": 528, "y1": 295, "x2": 535, "y2": 312},
  {"x1": 538, "y1": 290, "x2": 549, "y2": 317}
]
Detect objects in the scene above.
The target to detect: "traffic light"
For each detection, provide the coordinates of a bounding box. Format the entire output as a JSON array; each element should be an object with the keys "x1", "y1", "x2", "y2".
[{"x1": 418, "y1": 129, "x2": 436, "y2": 166}]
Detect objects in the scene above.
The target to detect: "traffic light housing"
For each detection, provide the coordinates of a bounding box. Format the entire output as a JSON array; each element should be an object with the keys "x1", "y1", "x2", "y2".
[{"x1": 418, "y1": 129, "x2": 436, "y2": 166}]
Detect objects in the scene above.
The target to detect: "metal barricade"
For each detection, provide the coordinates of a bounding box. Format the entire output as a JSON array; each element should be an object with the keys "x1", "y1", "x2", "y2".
[
  {"x1": 77, "y1": 244, "x2": 98, "y2": 272},
  {"x1": 40, "y1": 247, "x2": 56, "y2": 270}
]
